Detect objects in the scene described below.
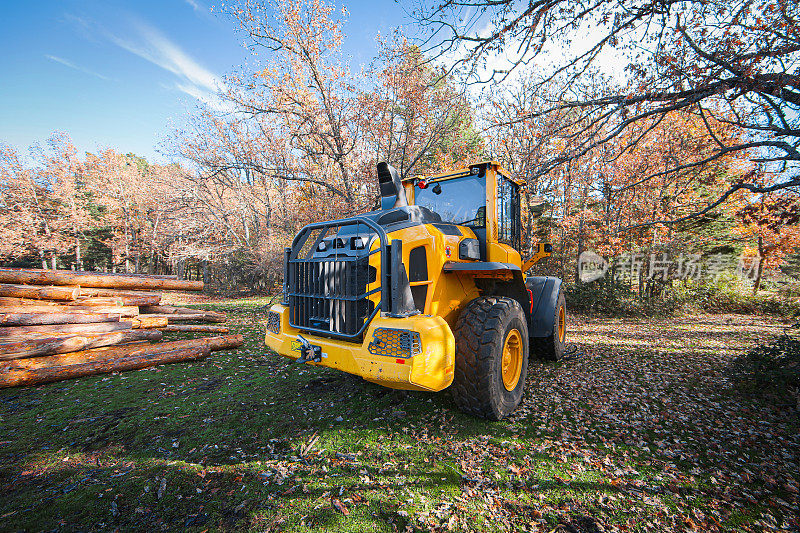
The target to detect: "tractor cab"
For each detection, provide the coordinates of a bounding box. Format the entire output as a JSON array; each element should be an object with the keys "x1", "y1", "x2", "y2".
[
  {"x1": 405, "y1": 162, "x2": 524, "y2": 264},
  {"x1": 265, "y1": 161, "x2": 566, "y2": 420}
]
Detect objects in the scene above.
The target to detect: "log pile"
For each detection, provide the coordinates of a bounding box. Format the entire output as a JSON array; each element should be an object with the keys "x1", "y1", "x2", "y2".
[{"x1": 0, "y1": 269, "x2": 243, "y2": 388}]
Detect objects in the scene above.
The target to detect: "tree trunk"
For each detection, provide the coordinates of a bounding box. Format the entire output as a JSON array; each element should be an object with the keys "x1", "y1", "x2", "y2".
[
  {"x1": 0, "y1": 344, "x2": 212, "y2": 388},
  {"x1": 160, "y1": 325, "x2": 230, "y2": 333},
  {"x1": 134, "y1": 231, "x2": 141, "y2": 274},
  {"x1": 0, "y1": 269, "x2": 202, "y2": 291},
  {"x1": 125, "y1": 216, "x2": 131, "y2": 273},
  {"x1": 139, "y1": 313, "x2": 225, "y2": 323},
  {"x1": 0, "y1": 305, "x2": 139, "y2": 317},
  {"x1": 141, "y1": 305, "x2": 226, "y2": 321},
  {"x1": 0, "y1": 321, "x2": 133, "y2": 338},
  {"x1": 130, "y1": 315, "x2": 169, "y2": 329},
  {"x1": 1, "y1": 333, "x2": 239, "y2": 367},
  {"x1": 79, "y1": 287, "x2": 162, "y2": 298},
  {"x1": 575, "y1": 216, "x2": 584, "y2": 284},
  {"x1": 753, "y1": 235, "x2": 765, "y2": 296},
  {"x1": 69, "y1": 295, "x2": 161, "y2": 306},
  {"x1": 0, "y1": 312, "x2": 121, "y2": 326},
  {"x1": 0, "y1": 284, "x2": 79, "y2": 301},
  {"x1": 0, "y1": 329, "x2": 163, "y2": 360},
  {"x1": 0, "y1": 297, "x2": 62, "y2": 307}
]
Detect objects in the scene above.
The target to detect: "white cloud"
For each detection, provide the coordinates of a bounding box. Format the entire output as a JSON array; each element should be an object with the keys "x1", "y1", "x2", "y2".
[
  {"x1": 100, "y1": 18, "x2": 225, "y2": 109},
  {"x1": 184, "y1": 0, "x2": 206, "y2": 14},
  {"x1": 173, "y1": 81, "x2": 232, "y2": 113},
  {"x1": 45, "y1": 54, "x2": 110, "y2": 81}
]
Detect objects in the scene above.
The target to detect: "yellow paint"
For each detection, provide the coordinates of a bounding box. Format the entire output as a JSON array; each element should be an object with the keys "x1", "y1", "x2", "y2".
[
  {"x1": 501, "y1": 328, "x2": 523, "y2": 391},
  {"x1": 521, "y1": 242, "x2": 553, "y2": 272},
  {"x1": 265, "y1": 304, "x2": 455, "y2": 392}
]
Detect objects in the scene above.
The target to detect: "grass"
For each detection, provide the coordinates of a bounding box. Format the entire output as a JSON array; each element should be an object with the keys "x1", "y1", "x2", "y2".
[{"x1": 1, "y1": 299, "x2": 799, "y2": 532}]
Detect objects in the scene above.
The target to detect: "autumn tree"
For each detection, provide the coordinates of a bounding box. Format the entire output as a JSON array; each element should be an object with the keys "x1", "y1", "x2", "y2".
[
  {"x1": 735, "y1": 190, "x2": 800, "y2": 293},
  {"x1": 0, "y1": 143, "x2": 41, "y2": 263},
  {"x1": 219, "y1": 0, "x2": 369, "y2": 212},
  {"x1": 415, "y1": 0, "x2": 800, "y2": 219},
  {"x1": 359, "y1": 40, "x2": 484, "y2": 179},
  {"x1": 0, "y1": 134, "x2": 85, "y2": 268},
  {"x1": 170, "y1": 0, "x2": 491, "y2": 289},
  {"x1": 487, "y1": 67, "x2": 759, "y2": 286}
]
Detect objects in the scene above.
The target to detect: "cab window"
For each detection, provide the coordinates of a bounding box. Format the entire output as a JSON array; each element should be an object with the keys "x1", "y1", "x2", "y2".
[
  {"x1": 497, "y1": 177, "x2": 520, "y2": 249},
  {"x1": 414, "y1": 175, "x2": 486, "y2": 227}
]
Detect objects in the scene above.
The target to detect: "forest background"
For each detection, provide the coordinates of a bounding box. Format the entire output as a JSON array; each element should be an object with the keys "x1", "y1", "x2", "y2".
[{"x1": 2, "y1": 0, "x2": 799, "y2": 316}]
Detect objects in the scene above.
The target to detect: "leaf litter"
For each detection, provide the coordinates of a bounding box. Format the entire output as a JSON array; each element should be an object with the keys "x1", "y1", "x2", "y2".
[{"x1": 0, "y1": 305, "x2": 797, "y2": 532}]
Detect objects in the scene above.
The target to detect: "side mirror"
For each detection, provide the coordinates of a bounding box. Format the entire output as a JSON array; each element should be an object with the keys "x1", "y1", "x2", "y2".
[{"x1": 475, "y1": 206, "x2": 486, "y2": 226}]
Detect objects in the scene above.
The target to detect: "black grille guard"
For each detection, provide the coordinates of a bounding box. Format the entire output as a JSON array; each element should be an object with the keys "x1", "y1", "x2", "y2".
[{"x1": 283, "y1": 215, "x2": 418, "y2": 341}]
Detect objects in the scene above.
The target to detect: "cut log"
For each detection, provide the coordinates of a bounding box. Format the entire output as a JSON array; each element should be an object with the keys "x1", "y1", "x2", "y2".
[
  {"x1": 79, "y1": 288, "x2": 161, "y2": 299},
  {"x1": 0, "y1": 345, "x2": 211, "y2": 388},
  {"x1": 0, "y1": 305, "x2": 139, "y2": 317},
  {"x1": 0, "y1": 312, "x2": 120, "y2": 326},
  {"x1": 130, "y1": 316, "x2": 169, "y2": 329},
  {"x1": 141, "y1": 305, "x2": 223, "y2": 316},
  {"x1": 138, "y1": 313, "x2": 224, "y2": 323},
  {"x1": 1, "y1": 335, "x2": 243, "y2": 372},
  {"x1": 0, "y1": 297, "x2": 61, "y2": 307},
  {"x1": 1, "y1": 342, "x2": 163, "y2": 369},
  {"x1": 0, "y1": 321, "x2": 133, "y2": 338},
  {"x1": 160, "y1": 324, "x2": 230, "y2": 333},
  {"x1": 0, "y1": 334, "x2": 243, "y2": 388},
  {"x1": 0, "y1": 268, "x2": 179, "y2": 280},
  {"x1": 0, "y1": 329, "x2": 163, "y2": 360},
  {"x1": 69, "y1": 295, "x2": 161, "y2": 306},
  {"x1": 3, "y1": 295, "x2": 163, "y2": 307},
  {"x1": 0, "y1": 269, "x2": 203, "y2": 291},
  {"x1": 203, "y1": 334, "x2": 244, "y2": 351},
  {"x1": 0, "y1": 297, "x2": 147, "y2": 308},
  {"x1": 70, "y1": 270, "x2": 179, "y2": 280},
  {"x1": 141, "y1": 306, "x2": 226, "y2": 322},
  {"x1": 0, "y1": 283, "x2": 79, "y2": 301}
]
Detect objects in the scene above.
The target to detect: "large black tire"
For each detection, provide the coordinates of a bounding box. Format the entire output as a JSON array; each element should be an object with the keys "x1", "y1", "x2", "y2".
[
  {"x1": 531, "y1": 289, "x2": 566, "y2": 361},
  {"x1": 451, "y1": 296, "x2": 529, "y2": 420}
]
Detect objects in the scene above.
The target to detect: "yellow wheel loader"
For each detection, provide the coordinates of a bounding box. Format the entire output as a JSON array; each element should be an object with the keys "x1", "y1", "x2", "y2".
[{"x1": 265, "y1": 161, "x2": 566, "y2": 420}]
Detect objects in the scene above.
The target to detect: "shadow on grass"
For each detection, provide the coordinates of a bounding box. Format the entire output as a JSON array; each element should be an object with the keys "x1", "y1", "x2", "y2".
[{"x1": 726, "y1": 333, "x2": 800, "y2": 408}]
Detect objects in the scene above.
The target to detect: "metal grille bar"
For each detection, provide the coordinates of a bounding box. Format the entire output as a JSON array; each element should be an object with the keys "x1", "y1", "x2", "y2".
[{"x1": 286, "y1": 217, "x2": 388, "y2": 340}]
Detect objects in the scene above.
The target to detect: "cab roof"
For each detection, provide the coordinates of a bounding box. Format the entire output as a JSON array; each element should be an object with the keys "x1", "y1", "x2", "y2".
[{"x1": 404, "y1": 161, "x2": 526, "y2": 187}]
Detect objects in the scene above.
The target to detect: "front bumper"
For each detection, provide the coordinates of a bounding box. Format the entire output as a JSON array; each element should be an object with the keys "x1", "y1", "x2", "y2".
[{"x1": 264, "y1": 304, "x2": 455, "y2": 391}]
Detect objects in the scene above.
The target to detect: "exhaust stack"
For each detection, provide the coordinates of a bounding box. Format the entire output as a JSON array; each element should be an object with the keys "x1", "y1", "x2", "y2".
[{"x1": 377, "y1": 162, "x2": 408, "y2": 210}]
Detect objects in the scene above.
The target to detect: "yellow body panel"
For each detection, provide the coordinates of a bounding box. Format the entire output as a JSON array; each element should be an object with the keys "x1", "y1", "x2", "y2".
[
  {"x1": 265, "y1": 304, "x2": 455, "y2": 391},
  {"x1": 385, "y1": 223, "x2": 482, "y2": 327}
]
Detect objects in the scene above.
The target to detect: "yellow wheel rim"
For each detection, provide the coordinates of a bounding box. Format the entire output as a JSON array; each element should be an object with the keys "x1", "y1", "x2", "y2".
[
  {"x1": 558, "y1": 306, "x2": 566, "y2": 343},
  {"x1": 501, "y1": 328, "x2": 523, "y2": 391}
]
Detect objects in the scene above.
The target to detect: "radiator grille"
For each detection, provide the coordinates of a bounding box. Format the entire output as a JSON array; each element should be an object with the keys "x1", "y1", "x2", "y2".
[
  {"x1": 286, "y1": 218, "x2": 386, "y2": 339},
  {"x1": 368, "y1": 328, "x2": 422, "y2": 359},
  {"x1": 288, "y1": 255, "x2": 378, "y2": 337},
  {"x1": 266, "y1": 311, "x2": 281, "y2": 335}
]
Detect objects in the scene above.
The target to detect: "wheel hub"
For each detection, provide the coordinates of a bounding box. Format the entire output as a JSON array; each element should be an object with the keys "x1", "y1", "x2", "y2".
[{"x1": 501, "y1": 328, "x2": 523, "y2": 391}]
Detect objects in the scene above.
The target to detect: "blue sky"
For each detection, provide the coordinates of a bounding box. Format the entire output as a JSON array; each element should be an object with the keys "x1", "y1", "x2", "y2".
[{"x1": 0, "y1": 0, "x2": 407, "y2": 162}]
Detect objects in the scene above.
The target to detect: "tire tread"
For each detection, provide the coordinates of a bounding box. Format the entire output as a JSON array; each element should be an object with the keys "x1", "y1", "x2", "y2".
[{"x1": 451, "y1": 296, "x2": 525, "y2": 419}]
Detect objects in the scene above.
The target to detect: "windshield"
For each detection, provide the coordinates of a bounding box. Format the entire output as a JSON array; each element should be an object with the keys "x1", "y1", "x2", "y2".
[{"x1": 413, "y1": 175, "x2": 486, "y2": 226}]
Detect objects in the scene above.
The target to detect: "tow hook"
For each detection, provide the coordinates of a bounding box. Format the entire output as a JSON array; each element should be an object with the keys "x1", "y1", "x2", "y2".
[{"x1": 295, "y1": 335, "x2": 322, "y2": 363}]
